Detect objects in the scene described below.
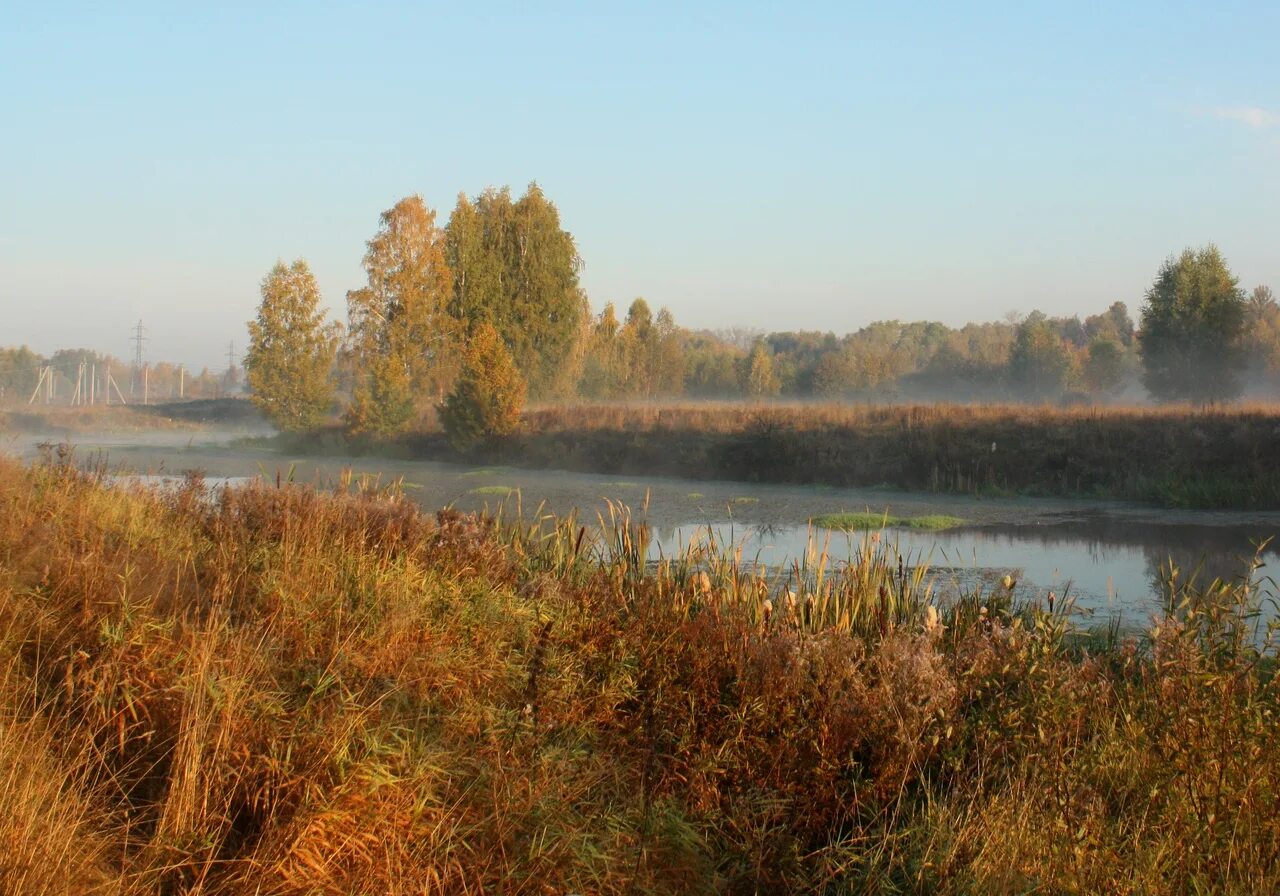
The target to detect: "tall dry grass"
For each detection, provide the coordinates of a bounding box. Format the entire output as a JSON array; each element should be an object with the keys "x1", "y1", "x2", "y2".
[
  {"x1": 522, "y1": 398, "x2": 1280, "y2": 433},
  {"x1": 0, "y1": 448, "x2": 1276, "y2": 893}
]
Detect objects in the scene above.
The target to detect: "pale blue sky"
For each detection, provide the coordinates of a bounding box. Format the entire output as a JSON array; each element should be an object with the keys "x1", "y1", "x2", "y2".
[{"x1": 2, "y1": 1, "x2": 1277, "y2": 370}]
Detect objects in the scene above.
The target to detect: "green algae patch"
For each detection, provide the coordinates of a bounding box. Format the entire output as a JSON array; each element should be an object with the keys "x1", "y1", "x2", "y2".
[
  {"x1": 470, "y1": 485, "x2": 518, "y2": 496},
  {"x1": 811, "y1": 511, "x2": 966, "y2": 532}
]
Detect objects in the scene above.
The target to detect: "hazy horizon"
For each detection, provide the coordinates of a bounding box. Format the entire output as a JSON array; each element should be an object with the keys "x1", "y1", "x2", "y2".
[{"x1": 3, "y1": 2, "x2": 1277, "y2": 370}]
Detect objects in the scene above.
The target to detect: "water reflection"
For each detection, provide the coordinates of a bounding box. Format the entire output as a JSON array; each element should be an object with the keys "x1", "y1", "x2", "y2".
[{"x1": 652, "y1": 518, "x2": 1279, "y2": 628}]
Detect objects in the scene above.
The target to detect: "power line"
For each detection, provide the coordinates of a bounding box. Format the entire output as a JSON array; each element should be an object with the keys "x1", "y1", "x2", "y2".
[
  {"x1": 131, "y1": 320, "x2": 148, "y2": 396},
  {"x1": 132, "y1": 320, "x2": 147, "y2": 370}
]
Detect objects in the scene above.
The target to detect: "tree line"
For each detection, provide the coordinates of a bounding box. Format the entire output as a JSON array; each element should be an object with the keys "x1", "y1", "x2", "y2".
[{"x1": 244, "y1": 185, "x2": 1278, "y2": 442}]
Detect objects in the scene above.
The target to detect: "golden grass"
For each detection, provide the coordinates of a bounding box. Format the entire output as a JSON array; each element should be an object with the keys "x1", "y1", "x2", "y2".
[
  {"x1": 0, "y1": 450, "x2": 1276, "y2": 892},
  {"x1": 515, "y1": 399, "x2": 1280, "y2": 434},
  {"x1": 394, "y1": 399, "x2": 1280, "y2": 508}
]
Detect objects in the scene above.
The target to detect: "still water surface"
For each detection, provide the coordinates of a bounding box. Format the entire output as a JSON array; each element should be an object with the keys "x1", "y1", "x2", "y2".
[
  {"x1": 7, "y1": 428, "x2": 1278, "y2": 629},
  {"x1": 652, "y1": 519, "x2": 1278, "y2": 627}
]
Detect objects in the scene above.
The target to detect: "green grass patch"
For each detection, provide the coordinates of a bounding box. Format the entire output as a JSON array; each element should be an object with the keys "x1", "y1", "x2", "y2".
[
  {"x1": 811, "y1": 511, "x2": 966, "y2": 531},
  {"x1": 462, "y1": 466, "x2": 513, "y2": 477},
  {"x1": 469, "y1": 485, "x2": 517, "y2": 496},
  {"x1": 732, "y1": 496, "x2": 759, "y2": 504},
  {"x1": 686, "y1": 492, "x2": 705, "y2": 500}
]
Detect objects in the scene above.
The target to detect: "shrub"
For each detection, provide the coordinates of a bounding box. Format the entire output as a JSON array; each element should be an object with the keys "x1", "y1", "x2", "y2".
[{"x1": 438, "y1": 322, "x2": 527, "y2": 451}]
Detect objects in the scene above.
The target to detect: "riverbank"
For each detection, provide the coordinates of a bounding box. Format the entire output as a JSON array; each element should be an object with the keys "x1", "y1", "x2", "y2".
[
  {"x1": 0, "y1": 397, "x2": 265, "y2": 435},
  {"x1": 1, "y1": 453, "x2": 1276, "y2": 893},
  {"x1": 282, "y1": 401, "x2": 1280, "y2": 509}
]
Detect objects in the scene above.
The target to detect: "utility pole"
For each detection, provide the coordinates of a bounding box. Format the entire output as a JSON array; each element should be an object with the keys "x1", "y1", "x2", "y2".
[
  {"x1": 28, "y1": 366, "x2": 48, "y2": 405},
  {"x1": 105, "y1": 366, "x2": 126, "y2": 405},
  {"x1": 131, "y1": 320, "x2": 147, "y2": 397}
]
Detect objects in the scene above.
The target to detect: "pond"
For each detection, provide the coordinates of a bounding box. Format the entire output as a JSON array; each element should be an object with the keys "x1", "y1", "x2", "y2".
[
  {"x1": 6, "y1": 428, "x2": 1278, "y2": 630},
  {"x1": 651, "y1": 518, "x2": 1278, "y2": 629}
]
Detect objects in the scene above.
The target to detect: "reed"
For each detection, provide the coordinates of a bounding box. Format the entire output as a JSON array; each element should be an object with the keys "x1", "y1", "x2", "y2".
[
  {"x1": 0, "y1": 451, "x2": 1276, "y2": 893},
  {"x1": 270, "y1": 399, "x2": 1280, "y2": 508}
]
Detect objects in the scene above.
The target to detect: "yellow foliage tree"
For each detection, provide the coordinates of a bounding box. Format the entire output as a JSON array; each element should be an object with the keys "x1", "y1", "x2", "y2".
[{"x1": 346, "y1": 196, "x2": 459, "y2": 435}]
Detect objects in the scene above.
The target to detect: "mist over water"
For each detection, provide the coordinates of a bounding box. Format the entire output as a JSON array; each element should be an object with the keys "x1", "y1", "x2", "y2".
[{"x1": 8, "y1": 426, "x2": 1275, "y2": 633}]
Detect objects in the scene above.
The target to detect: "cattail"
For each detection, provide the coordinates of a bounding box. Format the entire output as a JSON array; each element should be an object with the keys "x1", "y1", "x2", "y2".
[
  {"x1": 784, "y1": 589, "x2": 798, "y2": 624},
  {"x1": 1047, "y1": 590, "x2": 1056, "y2": 613},
  {"x1": 1001, "y1": 574, "x2": 1015, "y2": 591},
  {"x1": 804, "y1": 594, "x2": 815, "y2": 628},
  {"x1": 762, "y1": 598, "x2": 774, "y2": 626},
  {"x1": 925, "y1": 604, "x2": 942, "y2": 634},
  {"x1": 696, "y1": 570, "x2": 712, "y2": 596}
]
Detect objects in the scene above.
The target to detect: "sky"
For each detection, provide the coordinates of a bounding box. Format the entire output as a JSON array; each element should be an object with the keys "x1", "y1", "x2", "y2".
[{"x1": 2, "y1": 1, "x2": 1278, "y2": 371}]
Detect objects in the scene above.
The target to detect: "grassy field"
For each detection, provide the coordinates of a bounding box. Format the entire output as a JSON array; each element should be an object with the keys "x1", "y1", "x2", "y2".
[{"x1": 0, "y1": 452, "x2": 1277, "y2": 893}]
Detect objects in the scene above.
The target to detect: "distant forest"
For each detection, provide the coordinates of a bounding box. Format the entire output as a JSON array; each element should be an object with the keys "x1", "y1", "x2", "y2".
[{"x1": 5, "y1": 184, "x2": 1278, "y2": 416}]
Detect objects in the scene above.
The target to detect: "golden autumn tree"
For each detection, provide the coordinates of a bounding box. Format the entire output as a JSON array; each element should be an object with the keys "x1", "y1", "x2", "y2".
[
  {"x1": 346, "y1": 195, "x2": 460, "y2": 435},
  {"x1": 438, "y1": 321, "x2": 526, "y2": 451},
  {"x1": 741, "y1": 338, "x2": 781, "y2": 397},
  {"x1": 244, "y1": 259, "x2": 340, "y2": 431}
]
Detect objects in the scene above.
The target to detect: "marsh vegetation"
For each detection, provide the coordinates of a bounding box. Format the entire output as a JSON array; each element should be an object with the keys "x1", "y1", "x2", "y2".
[
  {"x1": 282, "y1": 400, "x2": 1280, "y2": 510},
  {"x1": 1, "y1": 453, "x2": 1277, "y2": 893}
]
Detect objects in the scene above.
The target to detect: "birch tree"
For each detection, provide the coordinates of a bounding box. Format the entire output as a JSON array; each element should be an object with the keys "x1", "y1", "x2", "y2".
[
  {"x1": 245, "y1": 259, "x2": 339, "y2": 431},
  {"x1": 347, "y1": 196, "x2": 459, "y2": 434}
]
